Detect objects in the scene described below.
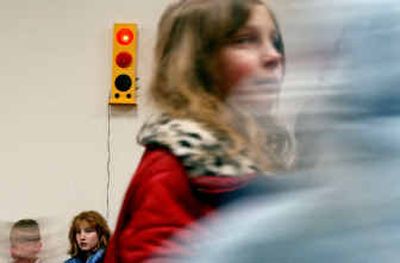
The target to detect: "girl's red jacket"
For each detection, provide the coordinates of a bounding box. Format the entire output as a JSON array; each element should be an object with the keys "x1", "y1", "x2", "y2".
[{"x1": 104, "y1": 147, "x2": 255, "y2": 263}]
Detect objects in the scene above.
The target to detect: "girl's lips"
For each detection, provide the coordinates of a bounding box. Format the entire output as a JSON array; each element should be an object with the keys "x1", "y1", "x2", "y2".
[
  {"x1": 229, "y1": 78, "x2": 280, "y2": 100},
  {"x1": 232, "y1": 77, "x2": 281, "y2": 95},
  {"x1": 225, "y1": 77, "x2": 281, "y2": 114}
]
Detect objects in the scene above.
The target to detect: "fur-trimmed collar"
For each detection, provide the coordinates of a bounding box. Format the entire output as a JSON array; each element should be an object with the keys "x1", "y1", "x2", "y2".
[{"x1": 137, "y1": 115, "x2": 260, "y2": 178}]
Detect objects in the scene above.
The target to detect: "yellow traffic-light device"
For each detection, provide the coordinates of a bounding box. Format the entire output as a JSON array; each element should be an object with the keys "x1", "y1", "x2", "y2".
[{"x1": 109, "y1": 23, "x2": 137, "y2": 105}]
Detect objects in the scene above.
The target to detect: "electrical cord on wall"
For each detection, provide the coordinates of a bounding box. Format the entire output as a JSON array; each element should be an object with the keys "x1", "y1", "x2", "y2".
[
  {"x1": 106, "y1": 102, "x2": 112, "y2": 220},
  {"x1": 105, "y1": 78, "x2": 140, "y2": 221}
]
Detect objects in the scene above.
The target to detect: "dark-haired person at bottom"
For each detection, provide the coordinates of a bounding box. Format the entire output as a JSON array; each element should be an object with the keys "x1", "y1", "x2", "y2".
[{"x1": 65, "y1": 211, "x2": 111, "y2": 263}]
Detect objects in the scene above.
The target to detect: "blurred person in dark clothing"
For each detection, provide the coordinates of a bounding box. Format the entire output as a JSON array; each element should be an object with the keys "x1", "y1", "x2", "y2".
[{"x1": 175, "y1": 1, "x2": 400, "y2": 262}]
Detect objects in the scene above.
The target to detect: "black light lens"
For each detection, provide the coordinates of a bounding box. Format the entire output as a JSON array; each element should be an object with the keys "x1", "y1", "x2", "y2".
[{"x1": 114, "y1": 74, "x2": 132, "y2": 91}]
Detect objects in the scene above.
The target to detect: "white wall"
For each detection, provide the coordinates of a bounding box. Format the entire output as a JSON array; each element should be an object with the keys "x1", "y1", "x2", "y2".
[
  {"x1": 0, "y1": 0, "x2": 169, "y2": 259},
  {"x1": 0, "y1": 0, "x2": 347, "y2": 260}
]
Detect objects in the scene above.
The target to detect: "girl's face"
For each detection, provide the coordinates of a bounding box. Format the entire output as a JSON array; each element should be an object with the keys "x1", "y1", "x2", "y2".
[
  {"x1": 216, "y1": 4, "x2": 283, "y2": 112},
  {"x1": 75, "y1": 221, "x2": 99, "y2": 252}
]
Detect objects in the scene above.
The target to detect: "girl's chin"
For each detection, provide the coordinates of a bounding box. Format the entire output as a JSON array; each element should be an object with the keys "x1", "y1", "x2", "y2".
[{"x1": 228, "y1": 95, "x2": 278, "y2": 114}]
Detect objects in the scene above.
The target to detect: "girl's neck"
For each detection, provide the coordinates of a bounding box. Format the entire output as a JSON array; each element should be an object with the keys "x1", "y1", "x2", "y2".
[{"x1": 79, "y1": 248, "x2": 100, "y2": 260}]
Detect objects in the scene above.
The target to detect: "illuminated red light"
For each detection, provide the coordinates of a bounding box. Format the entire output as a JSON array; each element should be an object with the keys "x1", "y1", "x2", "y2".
[
  {"x1": 116, "y1": 28, "x2": 134, "y2": 45},
  {"x1": 116, "y1": 52, "x2": 132, "y2": 68}
]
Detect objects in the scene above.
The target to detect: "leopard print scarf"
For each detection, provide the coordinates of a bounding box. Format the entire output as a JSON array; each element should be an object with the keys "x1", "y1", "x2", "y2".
[{"x1": 137, "y1": 114, "x2": 261, "y2": 178}]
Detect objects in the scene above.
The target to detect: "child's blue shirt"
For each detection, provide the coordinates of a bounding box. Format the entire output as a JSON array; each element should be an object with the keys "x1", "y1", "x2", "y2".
[{"x1": 64, "y1": 248, "x2": 105, "y2": 263}]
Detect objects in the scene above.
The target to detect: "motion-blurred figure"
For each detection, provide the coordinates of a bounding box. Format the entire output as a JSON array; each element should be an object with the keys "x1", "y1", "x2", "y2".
[
  {"x1": 9, "y1": 219, "x2": 43, "y2": 263},
  {"x1": 176, "y1": 0, "x2": 400, "y2": 262}
]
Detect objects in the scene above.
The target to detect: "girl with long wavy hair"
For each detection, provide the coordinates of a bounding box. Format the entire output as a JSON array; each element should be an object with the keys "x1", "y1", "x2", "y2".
[{"x1": 106, "y1": 0, "x2": 294, "y2": 262}]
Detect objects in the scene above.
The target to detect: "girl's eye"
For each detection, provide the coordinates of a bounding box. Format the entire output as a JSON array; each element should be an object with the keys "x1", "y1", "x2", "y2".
[
  {"x1": 272, "y1": 33, "x2": 283, "y2": 54},
  {"x1": 231, "y1": 34, "x2": 259, "y2": 45},
  {"x1": 84, "y1": 227, "x2": 95, "y2": 233}
]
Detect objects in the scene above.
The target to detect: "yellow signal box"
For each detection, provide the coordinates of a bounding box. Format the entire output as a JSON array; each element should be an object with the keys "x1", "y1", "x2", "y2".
[{"x1": 109, "y1": 23, "x2": 137, "y2": 105}]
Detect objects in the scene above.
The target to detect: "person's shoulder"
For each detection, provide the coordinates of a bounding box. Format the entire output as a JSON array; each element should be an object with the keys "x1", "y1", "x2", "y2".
[
  {"x1": 63, "y1": 257, "x2": 78, "y2": 263},
  {"x1": 137, "y1": 146, "x2": 187, "y2": 178},
  {"x1": 142, "y1": 146, "x2": 181, "y2": 164},
  {"x1": 88, "y1": 248, "x2": 105, "y2": 263}
]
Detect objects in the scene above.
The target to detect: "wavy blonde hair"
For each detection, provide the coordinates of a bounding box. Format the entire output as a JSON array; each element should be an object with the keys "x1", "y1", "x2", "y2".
[{"x1": 149, "y1": 0, "x2": 293, "y2": 170}]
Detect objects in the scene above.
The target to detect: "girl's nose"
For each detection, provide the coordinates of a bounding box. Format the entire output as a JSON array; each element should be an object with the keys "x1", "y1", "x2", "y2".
[{"x1": 261, "y1": 48, "x2": 282, "y2": 70}]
